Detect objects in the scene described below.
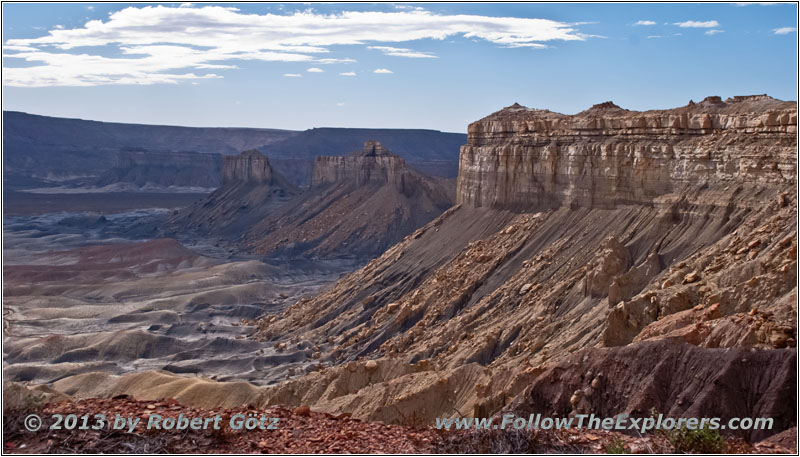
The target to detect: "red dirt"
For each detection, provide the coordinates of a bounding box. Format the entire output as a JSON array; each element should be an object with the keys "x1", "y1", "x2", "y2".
[
  {"x1": 3, "y1": 397, "x2": 794, "y2": 454},
  {"x1": 3, "y1": 397, "x2": 438, "y2": 454}
]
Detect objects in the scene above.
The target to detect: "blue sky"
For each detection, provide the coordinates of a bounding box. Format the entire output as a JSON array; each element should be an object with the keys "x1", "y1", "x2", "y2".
[{"x1": 2, "y1": 2, "x2": 797, "y2": 132}]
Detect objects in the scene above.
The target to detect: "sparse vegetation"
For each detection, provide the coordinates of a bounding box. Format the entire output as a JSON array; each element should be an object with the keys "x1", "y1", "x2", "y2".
[
  {"x1": 646, "y1": 407, "x2": 727, "y2": 453},
  {"x1": 667, "y1": 425, "x2": 727, "y2": 454},
  {"x1": 3, "y1": 383, "x2": 47, "y2": 414},
  {"x1": 604, "y1": 436, "x2": 631, "y2": 454}
]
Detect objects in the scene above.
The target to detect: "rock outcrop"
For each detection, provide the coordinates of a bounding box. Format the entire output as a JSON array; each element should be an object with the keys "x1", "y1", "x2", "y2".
[
  {"x1": 95, "y1": 149, "x2": 222, "y2": 190},
  {"x1": 457, "y1": 96, "x2": 796, "y2": 209},
  {"x1": 164, "y1": 150, "x2": 298, "y2": 238},
  {"x1": 244, "y1": 141, "x2": 454, "y2": 260},
  {"x1": 311, "y1": 141, "x2": 407, "y2": 187},
  {"x1": 243, "y1": 96, "x2": 796, "y2": 431},
  {"x1": 258, "y1": 128, "x2": 465, "y2": 187},
  {"x1": 222, "y1": 149, "x2": 280, "y2": 184}
]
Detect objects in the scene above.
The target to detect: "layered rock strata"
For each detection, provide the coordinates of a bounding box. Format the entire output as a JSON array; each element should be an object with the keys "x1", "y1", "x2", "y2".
[
  {"x1": 164, "y1": 150, "x2": 298, "y2": 238},
  {"x1": 311, "y1": 141, "x2": 406, "y2": 187},
  {"x1": 244, "y1": 141, "x2": 454, "y2": 260},
  {"x1": 95, "y1": 149, "x2": 222, "y2": 189},
  {"x1": 458, "y1": 96, "x2": 796, "y2": 209},
  {"x1": 243, "y1": 96, "x2": 796, "y2": 428},
  {"x1": 223, "y1": 149, "x2": 280, "y2": 184}
]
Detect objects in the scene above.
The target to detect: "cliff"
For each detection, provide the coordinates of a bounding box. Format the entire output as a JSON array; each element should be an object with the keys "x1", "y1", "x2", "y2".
[
  {"x1": 247, "y1": 96, "x2": 796, "y2": 428},
  {"x1": 259, "y1": 128, "x2": 465, "y2": 186},
  {"x1": 164, "y1": 150, "x2": 298, "y2": 238},
  {"x1": 457, "y1": 96, "x2": 796, "y2": 209},
  {"x1": 310, "y1": 141, "x2": 418, "y2": 190},
  {"x1": 244, "y1": 142, "x2": 454, "y2": 259},
  {"x1": 223, "y1": 149, "x2": 282, "y2": 185},
  {"x1": 95, "y1": 149, "x2": 222, "y2": 190}
]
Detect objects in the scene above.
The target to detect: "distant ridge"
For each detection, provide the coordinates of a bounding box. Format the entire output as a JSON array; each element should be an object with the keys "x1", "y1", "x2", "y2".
[
  {"x1": 3, "y1": 111, "x2": 465, "y2": 190},
  {"x1": 2, "y1": 111, "x2": 296, "y2": 189}
]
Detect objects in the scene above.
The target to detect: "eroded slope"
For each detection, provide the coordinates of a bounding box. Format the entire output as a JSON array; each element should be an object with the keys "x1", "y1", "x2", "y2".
[
  {"x1": 164, "y1": 150, "x2": 299, "y2": 239},
  {"x1": 244, "y1": 142, "x2": 454, "y2": 260},
  {"x1": 249, "y1": 95, "x2": 797, "y2": 426}
]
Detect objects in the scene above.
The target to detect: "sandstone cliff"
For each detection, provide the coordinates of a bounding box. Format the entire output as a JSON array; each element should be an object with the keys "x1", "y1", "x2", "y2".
[
  {"x1": 164, "y1": 150, "x2": 298, "y2": 238},
  {"x1": 258, "y1": 128, "x2": 465, "y2": 187},
  {"x1": 246, "y1": 96, "x2": 796, "y2": 429},
  {"x1": 458, "y1": 96, "x2": 796, "y2": 209},
  {"x1": 223, "y1": 149, "x2": 281, "y2": 184},
  {"x1": 311, "y1": 141, "x2": 406, "y2": 187},
  {"x1": 244, "y1": 141, "x2": 454, "y2": 259}
]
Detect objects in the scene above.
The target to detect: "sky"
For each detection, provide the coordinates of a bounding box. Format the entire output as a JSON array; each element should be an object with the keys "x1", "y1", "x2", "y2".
[{"x1": 2, "y1": 2, "x2": 797, "y2": 133}]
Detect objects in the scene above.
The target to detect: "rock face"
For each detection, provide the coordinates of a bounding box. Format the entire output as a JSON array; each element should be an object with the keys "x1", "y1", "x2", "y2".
[
  {"x1": 244, "y1": 141, "x2": 454, "y2": 259},
  {"x1": 242, "y1": 96, "x2": 796, "y2": 431},
  {"x1": 222, "y1": 149, "x2": 279, "y2": 184},
  {"x1": 258, "y1": 128, "x2": 465, "y2": 187},
  {"x1": 164, "y1": 150, "x2": 298, "y2": 238},
  {"x1": 95, "y1": 149, "x2": 222, "y2": 189},
  {"x1": 311, "y1": 141, "x2": 407, "y2": 187},
  {"x1": 506, "y1": 340, "x2": 796, "y2": 442},
  {"x1": 457, "y1": 96, "x2": 796, "y2": 209}
]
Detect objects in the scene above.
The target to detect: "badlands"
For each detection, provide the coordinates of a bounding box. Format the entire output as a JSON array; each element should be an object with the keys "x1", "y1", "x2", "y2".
[{"x1": 3, "y1": 95, "x2": 797, "y2": 452}]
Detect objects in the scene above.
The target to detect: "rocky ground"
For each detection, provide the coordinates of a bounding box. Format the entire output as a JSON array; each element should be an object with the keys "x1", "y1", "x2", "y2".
[{"x1": 2, "y1": 395, "x2": 793, "y2": 454}]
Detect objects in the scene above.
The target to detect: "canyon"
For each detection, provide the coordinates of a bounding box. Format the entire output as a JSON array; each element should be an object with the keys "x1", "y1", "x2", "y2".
[{"x1": 3, "y1": 95, "x2": 797, "y2": 451}]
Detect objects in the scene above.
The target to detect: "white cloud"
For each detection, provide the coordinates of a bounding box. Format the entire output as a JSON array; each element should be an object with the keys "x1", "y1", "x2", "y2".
[
  {"x1": 368, "y1": 45, "x2": 436, "y2": 58},
  {"x1": 306, "y1": 67, "x2": 323, "y2": 72},
  {"x1": 373, "y1": 68, "x2": 393, "y2": 74},
  {"x1": 3, "y1": 5, "x2": 590, "y2": 86},
  {"x1": 634, "y1": 20, "x2": 656, "y2": 26},
  {"x1": 87, "y1": 6, "x2": 94, "y2": 11},
  {"x1": 339, "y1": 71, "x2": 356, "y2": 76},
  {"x1": 705, "y1": 29, "x2": 724, "y2": 36},
  {"x1": 283, "y1": 73, "x2": 301, "y2": 77},
  {"x1": 317, "y1": 58, "x2": 356, "y2": 64},
  {"x1": 674, "y1": 20, "x2": 720, "y2": 28},
  {"x1": 774, "y1": 27, "x2": 797, "y2": 35},
  {"x1": 647, "y1": 35, "x2": 664, "y2": 39},
  {"x1": 336, "y1": 102, "x2": 345, "y2": 106},
  {"x1": 2, "y1": 44, "x2": 38, "y2": 52}
]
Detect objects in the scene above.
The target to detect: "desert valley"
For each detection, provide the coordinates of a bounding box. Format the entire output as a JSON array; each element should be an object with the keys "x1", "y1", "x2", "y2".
[{"x1": 3, "y1": 94, "x2": 797, "y2": 452}]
